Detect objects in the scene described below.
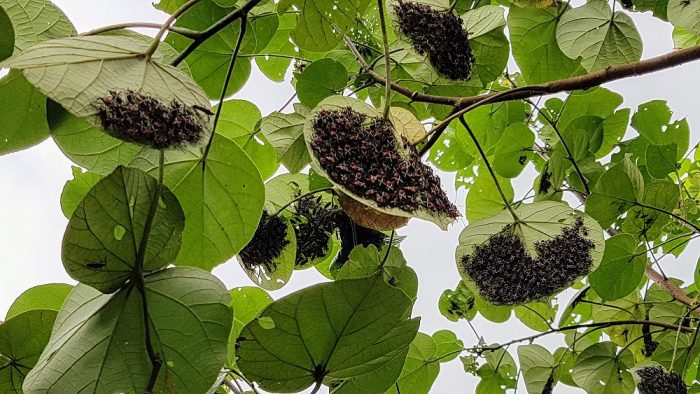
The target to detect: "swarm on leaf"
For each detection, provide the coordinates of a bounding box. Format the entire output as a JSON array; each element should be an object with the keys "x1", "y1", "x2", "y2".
[
  {"x1": 333, "y1": 211, "x2": 388, "y2": 270},
  {"x1": 311, "y1": 107, "x2": 459, "y2": 220},
  {"x1": 636, "y1": 366, "x2": 687, "y2": 394},
  {"x1": 393, "y1": 1, "x2": 475, "y2": 81},
  {"x1": 461, "y1": 217, "x2": 595, "y2": 305},
  {"x1": 239, "y1": 211, "x2": 290, "y2": 272},
  {"x1": 96, "y1": 89, "x2": 210, "y2": 149},
  {"x1": 291, "y1": 194, "x2": 338, "y2": 266}
]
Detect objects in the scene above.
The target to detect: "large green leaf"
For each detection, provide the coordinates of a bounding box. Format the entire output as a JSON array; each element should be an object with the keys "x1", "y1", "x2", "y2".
[
  {"x1": 589, "y1": 234, "x2": 647, "y2": 301},
  {"x1": 256, "y1": 14, "x2": 296, "y2": 82},
  {"x1": 0, "y1": 0, "x2": 75, "y2": 55},
  {"x1": 297, "y1": 59, "x2": 348, "y2": 108},
  {"x1": 23, "y1": 267, "x2": 232, "y2": 393},
  {"x1": 236, "y1": 276, "x2": 419, "y2": 392},
  {"x1": 60, "y1": 166, "x2": 103, "y2": 218},
  {"x1": 631, "y1": 100, "x2": 690, "y2": 159},
  {"x1": 465, "y1": 172, "x2": 514, "y2": 221},
  {"x1": 571, "y1": 342, "x2": 635, "y2": 394},
  {"x1": 517, "y1": 344, "x2": 556, "y2": 394},
  {"x1": 62, "y1": 166, "x2": 185, "y2": 293},
  {"x1": 227, "y1": 286, "x2": 273, "y2": 367},
  {"x1": 673, "y1": 27, "x2": 700, "y2": 48},
  {"x1": 2, "y1": 35, "x2": 211, "y2": 122},
  {"x1": 0, "y1": 6, "x2": 13, "y2": 62},
  {"x1": 336, "y1": 245, "x2": 418, "y2": 300},
  {"x1": 287, "y1": 0, "x2": 372, "y2": 51},
  {"x1": 556, "y1": 1, "x2": 643, "y2": 71},
  {"x1": 261, "y1": 110, "x2": 311, "y2": 173},
  {"x1": 132, "y1": 135, "x2": 265, "y2": 271},
  {"x1": 508, "y1": 6, "x2": 582, "y2": 84},
  {"x1": 491, "y1": 122, "x2": 535, "y2": 178},
  {"x1": 464, "y1": 6, "x2": 509, "y2": 87},
  {"x1": 586, "y1": 157, "x2": 645, "y2": 228},
  {"x1": 6, "y1": 283, "x2": 72, "y2": 319},
  {"x1": 668, "y1": 0, "x2": 700, "y2": 34},
  {"x1": 215, "y1": 99, "x2": 278, "y2": 179},
  {"x1": 0, "y1": 70, "x2": 49, "y2": 154},
  {"x1": 0, "y1": 310, "x2": 57, "y2": 393}
]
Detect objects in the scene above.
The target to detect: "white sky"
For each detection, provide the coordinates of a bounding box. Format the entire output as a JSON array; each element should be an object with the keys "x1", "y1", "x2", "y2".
[{"x1": 1, "y1": 1, "x2": 699, "y2": 393}]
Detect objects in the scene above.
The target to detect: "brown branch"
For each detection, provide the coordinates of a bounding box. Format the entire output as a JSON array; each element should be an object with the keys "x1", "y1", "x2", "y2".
[{"x1": 345, "y1": 38, "x2": 700, "y2": 109}]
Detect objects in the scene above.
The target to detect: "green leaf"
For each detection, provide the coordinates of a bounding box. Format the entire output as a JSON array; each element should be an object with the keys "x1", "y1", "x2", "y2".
[
  {"x1": 261, "y1": 110, "x2": 311, "y2": 173},
  {"x1": 465, "y1": 172, "x2": 514, "y2": 221},
  {"x1": 673, "y1": 27, "x2": 700, "y2": 48},
  {"x1": 0, "y1": 6, "x2": 13, "y2": 62},
  {"x1": 571, "y1": 342, "x2": 635, "y2": 394},
  {"x1": 236, "y1": 276, "x2": 419, "y2": 392},
  {"x1": 492, "y1": 122, "x2": 535, "y2": 178},
  {"x1": 508, "y1": 6, "x2": 582, "y2": 84},
  {"x1": 60, "y1": 166, "x2": 103, "y2": 218},
  {"x1": 556, "y1": 1, "x2": 643, "y2": 71},
  {"x1": 557, "y1": 88, "x2": 624, "y2": 133},
  {"x1": 438, "y1": 281, "x2": 477, "y2": 321},
  {"x1": 0, "y1": 0, "x2": 75, "y2": 55},
  {"x1": 457, "y1": 201, "x2": 605, "y2": 301},
  {"x1": 388, "y1": 333, "x2": 439, "y2": 394},
  {"x1": 586, "y1": 157, "x2": 645, "y2": 228},
  {"x1": 264, "y1": 172, "x2": 310, "y2": 212},
  {"x1": 589, "y1": 234, "x2": 647, "y2": 301},
  {"x1": 645, "y1": 143, "x2": 678, "y2": 179},
  {"x1": 337, "y1": 245, "x2": 418, "y2": 300},
  {"x1": 48, "y1": 101, "x2": 144, "y2": 174},
  {"x1": 6, "y1": 284, "x2": 72, "y2": 319},
  {"x1": 2, "y1": 35, "x2": 211, "y2": 127},
  {"x1": 256, "y1": 16, "x2": 295, "y2": 82},
  {"x1": 239, "y1": 216, "x2": 296, "y2": 290},
  {"x1": 297, "y1": 59, "x2": 348, "y2": 108},
  {"x1": 632, "y1": 0, "x2": 668, "y2": 20},
  {"x1": 288, "y1": 0, "x2": 372, "y2": 52},
  {"x1": 652, "y1": 331, "x2": 700, "y2": 373},
  {"x1": 227, "y1": 287, "x2": 273, "y2": 367},
  {"x1": 468, "y1": 24, "x2": 509, "y2": 87},
  {"x1": 0, "y1": 310, "x2": 57, "y2": 393},
  {"x1": 668, "y1": 0, "x2": 700, "y2": 35},
  {"x1": 514, "y1": 302, "x2": 556, "y2": 332},
  {"x1": 23, "y1": 267, "x2": 232, "y2": 393},
  {"x1": 132, "y1": 135, "x2": 265, "y2": 271},
  {"x1": 331, "y1": 348, "x2": 409, "y2": 394},
  {"x1": 0, "y1": 70, "x2": 49, "y2": 154},
  {"x1": 463, "y1": 5, "x2": 505, "y2": 37},
  {"x1": 518, "y1": 344, "x2": 555, "y2": 394},
  {"x1": 631, "y1": 100, "x2": 690, "y2": 159},
  {"x1": 215, "y1": 99, "x2": 278, "y2": 179},
  {"x1": 62, "y1": 166, "x2": 185, "y2": 293}
]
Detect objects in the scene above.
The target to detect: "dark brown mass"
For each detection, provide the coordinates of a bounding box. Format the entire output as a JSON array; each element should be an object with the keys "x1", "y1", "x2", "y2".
[
  {"x1": 393, "y1": 1, "x2": 475, "y2": 81},
  {"x1": 97, "y1": 89, "x2": 209, "y2": 149},
  {"x1": 333, "y1": 210, "x2": 388, "y2": 271},
  {"x1": 461, "y1": 217, "x2": 595, "y2": 305},
  {"x1": 240, "y1": 211, "x2": 290, "y2": 272},
  {"x1": 636, "y1": 366, "x2": 687, "y2": 394},
  {"x1": 291, "y1": 194, "x2": 338, "y2": 266},
  {"x1": 310, "y1": 107, "x2": 459, "y2": 219}
]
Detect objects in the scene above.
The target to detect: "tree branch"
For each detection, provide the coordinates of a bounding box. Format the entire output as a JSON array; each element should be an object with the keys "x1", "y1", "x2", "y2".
[
  {"x1": 81, "y1": 22, "x2": 200, "y2": 39},
  {"x1": 171, "y1": 0, "x2": 264, "y2": 66}
]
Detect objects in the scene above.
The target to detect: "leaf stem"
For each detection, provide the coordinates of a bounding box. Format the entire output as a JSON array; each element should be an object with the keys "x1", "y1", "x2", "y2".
[
  {"x1": 135, "y1": 149, "x2": 165, "y2": 393},
  {"x1": 202, "y1": 15, "x2": 248, "y2": 163},
  {"x1": 458, "y1": 116, "x2": 519, "y2": 222},
  {"x1": 81, "y1": 22, "x2": 200, "y2": 39},
  {"x1": 376, "y1": 0, "x2": 392, "y2": 120},
  {"x1": 171, "y1": 0, "x2": 264, "y2": 66},
  {"x1": 145, "y1": 0, "x2": 202, "y2": 57},
  {"x1": 310, "y1": 379, "x2": 323, "y2": 394},
  {"x1": 271, "y1": 187, "x2": 335, "y2": 217}
]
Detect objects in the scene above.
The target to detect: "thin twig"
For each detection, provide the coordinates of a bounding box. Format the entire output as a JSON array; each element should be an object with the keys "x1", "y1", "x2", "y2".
[
  {"x1": 310, "y1": 380, "x2": 323, "y2": 394},
  {"x1": 202, "y1": 15, "x2": 248, "y2": 162},
  {"x1": 223, "y1": 379, "x2": 241, "y2": 394},
  {"x1": 81, "y1": 22, "x2": 199, "y2": 39},
  {"x1": 146, "y1": 0, "x2": 202, "y2": 57},
  {"x1": 376, "y1": 0, "x2": 392, "y2": 120}
]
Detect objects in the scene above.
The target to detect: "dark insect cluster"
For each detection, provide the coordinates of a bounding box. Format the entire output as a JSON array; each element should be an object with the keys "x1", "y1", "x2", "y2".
[
  {"x1": 291, "y1": 194, "x2": 338, "y2": 266},
  {"x1": 461, "y1": 217, "x2": 595, "y2": 305},
  {"x1": 239, "y1": 211, "x2": 290, "y2": 272},
  {"x1": 393, "y1": 1, "x2": 476, "y2": 81},
  {"x1": 311, "y1": 107, "x2": 459, "y2": 219},
  {"x1": 333, "y1": 211, "x2": 388, "y2": 270},
  {"x1": 636, "y1": 366, "x2": 687, "y2": 394},
  {"x1": 96, "y1": 89, "x2": 210, "y2": 149}
]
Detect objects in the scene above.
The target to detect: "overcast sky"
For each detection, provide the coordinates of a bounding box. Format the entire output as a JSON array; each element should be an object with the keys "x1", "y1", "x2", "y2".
[{"x1": 1, "y1": 1, "x2": 699, "y2": 393}]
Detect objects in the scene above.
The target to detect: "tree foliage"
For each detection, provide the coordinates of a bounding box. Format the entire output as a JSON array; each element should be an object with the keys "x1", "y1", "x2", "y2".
[{"x1": 0, "y1": 0, "x2": 699, "y2": 392}]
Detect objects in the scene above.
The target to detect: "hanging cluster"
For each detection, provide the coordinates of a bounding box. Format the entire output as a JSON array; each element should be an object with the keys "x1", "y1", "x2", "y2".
[
  {"x1": 393, "y1": 1, "x2": 476, "y2": 81},
  {"x1": 461, "y1": 217, "x2": 595, "y2": 305},
  {"x1": 311, "y1": 107, "x2": 459, "y2": 219},
  {"x1": 96, "y1": 89, "x2": 210, "y2": 149},
  {"x1": 334, "y1": 211, "x2": 388, "y2": 269},
  {"x1": 636, "y1": 366, "x2": 687, "y2": 394},
  {"x1": 239, "y1": 211, "x2": 290, "y2": 272},
  {"x1": 291, "y1": 194, "x2": 338, "y2": 266}
]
